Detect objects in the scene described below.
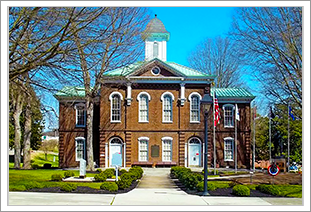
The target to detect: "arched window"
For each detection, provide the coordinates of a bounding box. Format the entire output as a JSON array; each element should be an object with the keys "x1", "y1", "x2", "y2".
[
  {"x1": 189, "y1": 92, "x2": 202, "y2": 123},
  {"x1": 75, "y1": 103, "x2": 86, "y2": 127},
  {"x1": 137, "y1": 92, "x2": 151, "y2": 122},
  {"x1": 75, "y1": 137, "x2": 85, "y2": 161},
  {"x1": 161, "y1": 92, "x2": 174, "y2": 123},
  {"x1": 153, "y1": 42, "x2": 159, "y2": 58},
  {"x1": 109, "y1": 92, "x2": 123, "y2": 123},
  {"x1": 138, "y1": 137, "x2": 149, "y2": 161},
  {"x1": 224, "y1": 137, "x2": 234, "y2": 161},
  {"x1": 223, "y1": 104, "x2": 235, "y2": 127}
]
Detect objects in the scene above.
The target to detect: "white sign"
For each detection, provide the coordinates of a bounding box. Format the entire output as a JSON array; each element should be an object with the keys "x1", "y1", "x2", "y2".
[{"x1": 80, "y1": 159, "x2": 86, "y2": 178}]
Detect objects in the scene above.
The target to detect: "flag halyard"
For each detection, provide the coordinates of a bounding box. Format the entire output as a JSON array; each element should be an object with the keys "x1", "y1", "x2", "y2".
[{"x1": 214, "y1": 92, "x2": 220, "y2": 127}]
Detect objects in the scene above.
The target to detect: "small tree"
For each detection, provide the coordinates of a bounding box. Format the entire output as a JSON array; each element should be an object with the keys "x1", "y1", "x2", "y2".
[{"x1": 40, "y1": 139, "x2": 58, "y2": 161}]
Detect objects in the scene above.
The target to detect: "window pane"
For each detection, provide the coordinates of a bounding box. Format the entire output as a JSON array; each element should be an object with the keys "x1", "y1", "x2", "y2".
[
  {"x1": 139, "y1": 95, "x2": 148, "y2": 121},
  {"x1": 111, "y1": 95, "x2": 121, "y2": 121},
  {"x1": 163, "y1": 95, "x2": 172, "y2": 122},
  {"x1": 139, "y1": 140, "x2": 148, "y2": 161},
  {"x1": 190, "y1": 96, "x2": 200, "y2": 122},
  {"x1": 224, "y1": 139, "x2": 233, "y2": 160}
]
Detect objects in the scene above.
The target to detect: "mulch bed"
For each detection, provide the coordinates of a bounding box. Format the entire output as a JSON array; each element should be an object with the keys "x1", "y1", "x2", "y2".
[{"x1": 26, "y1": 181, "x2": 139, "y2": 194}]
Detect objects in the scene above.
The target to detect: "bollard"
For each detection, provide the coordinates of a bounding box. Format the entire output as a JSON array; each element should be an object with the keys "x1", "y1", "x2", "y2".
[
  {"x1": 250, "y1": 171, "x2": 253, "y2": 184},
  {"x1": 115, "y1": 165, "x2": 119, "y2": 182}
]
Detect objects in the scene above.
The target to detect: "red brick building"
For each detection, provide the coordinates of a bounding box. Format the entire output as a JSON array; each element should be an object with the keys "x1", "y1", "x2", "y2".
[{"x1": 55, "y1": 16, "x2": 255, "y2": 169}]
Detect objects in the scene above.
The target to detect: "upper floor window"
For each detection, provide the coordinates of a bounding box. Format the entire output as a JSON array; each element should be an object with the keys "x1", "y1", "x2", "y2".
[
  {"x1": 224, "y1": 137, "x2": 234, "y2": 161},
  {"x1": 161, "y1": 92, "x2": 174, "y2": 123},
  {"x1": 153, "y1": 42, "x2": 159, "y2": 58},
  {"x1": 109, "y1": 91, "x2": 123, "y2": 123},
  {"x1": 75, "y1": 137, "x2": 86, "y2": 161},
  {"x1": 137, "y1": 92, "x2": 151, "y2": 122},
  {"x1": 75, "y1": 103, "x2": 86, "y2": 127},
  {"x1": 223, "y1": 104, "x2": 235, "y2": 127},
  {"x1": 189, "y1": 92, "x2": 202, "y2": 123},
  {"x1": 138, "y1": 137, "x2": 149, "y2": 162}
]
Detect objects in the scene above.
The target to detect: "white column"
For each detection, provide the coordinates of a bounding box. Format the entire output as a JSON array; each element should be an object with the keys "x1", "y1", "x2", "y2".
[
  {"x1": 123, "y1": 143, "x2": 126, "y2": 168},
  {"x1": 180, "y1": 83, "x2": 186, "y2": 106},
  {"x1": 126, "y1": 83, "x2": 132, "y2": 106},
  {"x1": 185, "y1": 142, "x2": 188, "y2": 167},
  {"x1": 105, "y1": 143, "x2": 108, "y2": 168}
]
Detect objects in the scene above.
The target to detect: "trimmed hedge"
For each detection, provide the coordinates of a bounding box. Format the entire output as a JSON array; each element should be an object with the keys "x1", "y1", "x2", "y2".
[
  {"x1": 256, "y1": 184, "x2": 280, "y2": 196},
  {"x1": 103, "y1": 168, "x2": 115, "y2": 178},
  {"x1": 94, "y1": 172, "x2": 108, "y2": 182},
  {"x1": 116, "y1": 172, "x2": 133, "y2": 190},
  {"x1": 60, "y1": 183, "x2": 77, "y2": 192},
  {"x1": 51, "y1": 174, "x2": 63, "y2": 181},
  {"x1": 196, "y1": 181, "x2": 217, "y2": 192},
  {"x1": 129, "y1": 166, "x2": 143, "y2": 179},
  {"x1": 64, "y1": 171, "x2": 75, "y2": 178},
  {"x1": 119, "y1": 169, "x2": 128, "y2": 175},
  {"x1": 23, "y1": 182, "x2": 44, "y2": 190},
  {"x1": 100, "y1": 182, "x2": 118, "y2": 192},
  {"x1": 232, "y1": 185, "x2": 250, "y2": 196}
]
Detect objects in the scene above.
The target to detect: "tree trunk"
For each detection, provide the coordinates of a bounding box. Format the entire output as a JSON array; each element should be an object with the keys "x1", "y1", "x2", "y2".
[
  {"x1": 13, "y1": 93, "x2": 23, "y2": 169},
  {"x1": 23, "y1": 100, "x2": 32, "y2": 169},
  {"x1": 86, "y1": 96, "x2": 94, "y2": 171},
  {"x1": 45, "y1": 153, "x2": 47, "y2": 161}
]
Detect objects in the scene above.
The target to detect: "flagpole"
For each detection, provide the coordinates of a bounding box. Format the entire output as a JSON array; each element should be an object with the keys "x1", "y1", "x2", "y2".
[
  {"x1": 235, "y1": 105, "x2": 237, "y2": 173},
  {"x1": 253, "y1": 106, "x2": 256, "y2": 172},
  {"x1": 269, "y1": 106, "x2": 272, "y2": 163},
  {"x1": 287, "y1": 103, "x2": 290, "y2": 172},
  {"x1": 213, "y1": 91, "x2": 216, "y2": 175}
]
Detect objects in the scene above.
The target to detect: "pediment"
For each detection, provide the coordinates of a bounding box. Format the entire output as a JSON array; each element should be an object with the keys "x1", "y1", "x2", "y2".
[{"x1": 128, "y1": 59, "x2": 184, "y2": 78}]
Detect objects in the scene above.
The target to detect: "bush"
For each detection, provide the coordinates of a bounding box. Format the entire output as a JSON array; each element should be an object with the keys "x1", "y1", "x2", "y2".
[
  {"x1": 129, "y1": 166, "x2": 143, "y2": 179},
  {"x1": 196, "y1": 181, "x2": 216, "y2": 192},
  {"x1": 100, "y1": 182, "x2": 118, "y2": 192},
  {"x1": 60, "y1": 183, "x2": 77, "y2": 192},
  {"x1": 96, "y1": 168, "x2": 102, "y2": 173},
  {"x1": 171, "y1": 166, "x2": 191, "y2": 178},
  {"x1": 31, "y1": 164, "x2": 40, "y2": 169},
  {"x1": 119, "y1": 169, "x2": 128, "y2": 175},
  {"x1": 232, "y1": 185, "x2": 250, "y2": 196},
  {"x1": 257, "y1": 184, "x2": 280, "y2": 196},
  {"x1": 229, "y1": 180, "x2": 239, "y2": 188},
  {"x1": 183, "y1": 173, "x2": 203, "y2": 190},
  {"x1": 94, "y1": 172, "x2": 108, "y2": 182},
  {"x1": 51, "y1": 174, "x2": 63, "y2": 181},
  {"x1": 202, "y1": 169, "x2": 219, "y2": 175},
  {"x1": 23, "y1": 182, "x2": 44, "y2": 190},
  {"x1": 103, "y1": 168, "x2": 115, "y2": 178},
  {"x1": 116, "y1": 173, "x2": 133, "y2": 189},
  {"x1": 64, "y1": 171, "x2": 75, "y2": 178}
]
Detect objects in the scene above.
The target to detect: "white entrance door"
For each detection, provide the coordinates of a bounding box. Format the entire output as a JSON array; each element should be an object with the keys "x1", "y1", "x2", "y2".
[
  {"x1": 189, "y1": 142, "x2": 201, "y2": 166},
  {"x1": 110, "y1": 144, "x2": 122, "y2": 167}
]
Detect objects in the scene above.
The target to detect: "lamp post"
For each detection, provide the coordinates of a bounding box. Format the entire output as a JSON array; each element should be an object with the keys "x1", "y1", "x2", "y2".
[{"x1": 201, "y1": 93, "x2": 213, "y2": 196}]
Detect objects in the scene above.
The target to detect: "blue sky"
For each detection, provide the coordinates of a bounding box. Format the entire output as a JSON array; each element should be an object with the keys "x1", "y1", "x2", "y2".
[{"x1": 150, "y1": 7, "x2": 235, "y2": 66}]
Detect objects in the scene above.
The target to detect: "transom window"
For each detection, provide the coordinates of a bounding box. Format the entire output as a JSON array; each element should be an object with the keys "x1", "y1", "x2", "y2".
[
  {"x1": 162, "y1": 137, "x2": 173, "y2": 162},
  {"x1": 189, "y1": 92, "x2": 202, "y2": 123},
  {"x1": 224, "y1": 137, "x2": 234, "y2": 161},
  {"x1": 161, "y1": 92, "x2": 174, "y2": 123},
  {"x1": 138, "y1": 137, "x2": 149, "y2": 162},
  {"x1": 137, "y1": 92, "x2": 151, "y2": 122},
  {"x1": 75, "y1": 103, "x2": 86, "y2": 127},
  {"x1": 223, "y1": 104, "x2": 235, "y2": 127},
  {"x1": 109, "y1": 92, "x2": 123, "y2": 123},
  {"x1": 75, "y1": 137, "x2": 85, "y2": 161}
]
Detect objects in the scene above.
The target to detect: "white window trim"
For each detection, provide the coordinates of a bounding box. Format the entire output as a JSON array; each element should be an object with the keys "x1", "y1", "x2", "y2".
[
  {"x1": 137, "y1": 92, "x2": 151, "y2": 123},
  {"x1": 138, "y1": 137, "x2": 149, "y2": 162},
  {"x1": 75, "y1": 137, "x2": 86, "y2": 161},
  {"x1": 151, "y1": 66, "x2": 161, "y2": 76},
  {"x1": 189, "y1": 92, "x2": 202, "y2": 123},
  {"x1": 75, "y1": 103, "x2": 86, "y2": 127},
  {"x1": 162, "y1": 137, "x2": 173, "y2": 162},
  {"x1": 222, "y1": 104, "x2": 235, "y2": 128},
  {"x1": 161, "y1": 92, "x2": 174, "y2": 123},
  {"x1": 224, "y1": 137, "x2": 234, "y2": 162},
  {"x1": 109, "y1": 91, "x2": 123, "y2": 123}
]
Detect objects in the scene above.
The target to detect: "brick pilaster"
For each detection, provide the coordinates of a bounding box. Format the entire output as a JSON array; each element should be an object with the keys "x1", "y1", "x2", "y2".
[{"x1": 125, "y1": 132, "x2": 132, "y2": 167}]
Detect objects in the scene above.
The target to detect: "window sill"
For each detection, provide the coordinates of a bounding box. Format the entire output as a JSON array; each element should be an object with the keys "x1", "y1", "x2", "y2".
[
  {"x1": 75, "y1": 125, "x2": 86, "y2": 128},
  {"x1": 224, "y1": 159, "x2": 234, "y2": 162},
  {"x1": 224, "y1": 126, "x2": 234, "y2": 128},
  {"x1": 138, "y1": 121, "x2": 149, "y2": 123},
  {"x1": 162, "y1": 121, "x2": 173, "y2": 124},
  {"x1": 111, "y1": 121, "x2": 121, "y2": 123},
  {"x1": 190, "y1": 121, "x2": 200, "y2": 124}
]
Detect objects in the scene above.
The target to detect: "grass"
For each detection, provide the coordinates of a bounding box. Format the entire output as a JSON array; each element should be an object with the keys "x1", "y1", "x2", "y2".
[
  {"x1": 9, "y1": 152, "x2": 59, "y2": 169},
  {"x1": 220, "y1": 171, "x2": 250, "y2": 175},
  {"x1": 9, "y1": 169, "x2": 102, "y2": 191},
  {"x1": 210, "y1": 181, "x2": 231, "y2": 189}
]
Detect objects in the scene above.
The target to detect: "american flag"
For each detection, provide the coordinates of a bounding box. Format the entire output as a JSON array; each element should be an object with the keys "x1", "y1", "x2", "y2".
[{"x1": 214, "y1": 91, "x2": 220, "y2": 127}]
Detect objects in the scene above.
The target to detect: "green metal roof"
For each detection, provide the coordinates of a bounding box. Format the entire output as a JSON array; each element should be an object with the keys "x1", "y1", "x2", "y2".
[
  {"x1": 103, "y1": 58, "x2": 214, "y2": 78},
  {"x1": 54, "y1": 86, "x2": 85, "y2": 98},
  {"x1": 211, "y1": 88, "x2": 255, "y2": 98}
]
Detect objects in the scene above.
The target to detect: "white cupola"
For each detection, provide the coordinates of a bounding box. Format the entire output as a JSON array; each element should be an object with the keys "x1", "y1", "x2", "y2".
[{"x1": 142, "y1": 14, "x2": 170, "y2": 61}]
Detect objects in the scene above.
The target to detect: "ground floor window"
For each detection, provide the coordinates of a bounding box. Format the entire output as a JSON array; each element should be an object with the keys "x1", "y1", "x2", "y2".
[
  {"x1": 224, "y1": 137, "x2": 234, "y2": 161},
  {"x1": 162, "y1": 137, "x2": 172, "y2": 162},
  {"x1": 138, "y1": 137, "x2": 149, "y2": 161},
  {"x1": 75, "y1": 137, "x2": 85, "y2": 161}
]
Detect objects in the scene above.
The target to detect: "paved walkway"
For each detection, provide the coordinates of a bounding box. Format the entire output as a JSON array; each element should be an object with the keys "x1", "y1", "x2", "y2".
[{"x1": 8, "y1": 168, "x2": 303, "y2": 206}]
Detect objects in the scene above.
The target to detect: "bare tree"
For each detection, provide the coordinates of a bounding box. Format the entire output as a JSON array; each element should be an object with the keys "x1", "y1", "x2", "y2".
[
  {"x1": 230, "y1": 7, "x2": 302, "y2": 114},
  {"x1": 188, "y1": 36, "x2": 244, "y2": 88},
  {"x1": 69, "y1": 7, "x2": 149, "y2": 171}
]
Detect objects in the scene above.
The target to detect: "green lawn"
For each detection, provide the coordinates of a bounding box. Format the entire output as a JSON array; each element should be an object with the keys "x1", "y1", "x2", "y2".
[
  {"x1": 9, "y1": 152, "x2": 59, "y2": 169},
  {"x1": 9, "y1": 169, "x2": 102, "y2": 191}
]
